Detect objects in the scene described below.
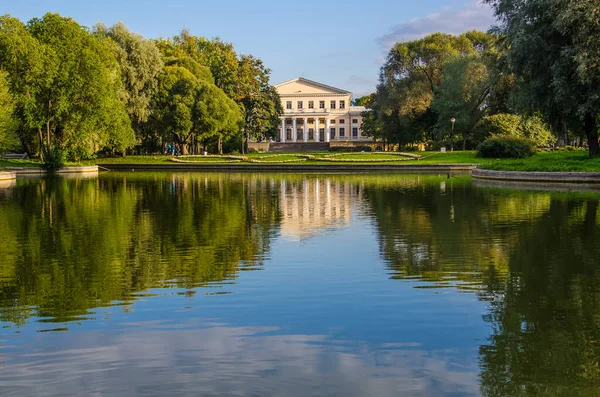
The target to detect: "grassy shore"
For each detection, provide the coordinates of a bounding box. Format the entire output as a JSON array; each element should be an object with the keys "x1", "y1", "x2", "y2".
[{"x1": 3, "y1": 150, "x2": 600, "y2": 172}]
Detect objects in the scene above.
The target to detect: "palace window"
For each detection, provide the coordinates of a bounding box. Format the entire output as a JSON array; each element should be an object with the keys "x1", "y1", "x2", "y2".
[
  {"x1": 339, "y1": 119, "x2": 345, "y2": 124},
  {"x1": 340, "y1": 100, "x2": 345, "y2": 109},
  {"x1": 330, "y1": 128, "x2": 336, "y2": 139},
  {"x1": 319, "y1": 100, "x2": 325, "y2": 109},
  {"x1": 330, "y1": 119, "x2": 336, "y2": 125},
  {"x1": 352, "y1": 119, "x2": 358, "y2": 124},
  {"x1": 286, "y1": 101, "x2": 292, "y2": 110},
  {"x1": 286, "y1": 119, "x2": 292, "y2": 125},
  {"x1": 297, "y1": 101, "x2": 303, "y2": 109},
  {"x1": 339, "y1": 128, "x2": 345, "y2": 137},
  {"x1": 308, "y1": 128, "x2": 314, "y2": 140},
  {"x1": 308, "y1": 101, "x2": 314, "y2": 109},
  {"x1": 352, "y1": 127, "x2": 358, "y2": 137},
  {"x1": 330, "y1": 100, "x2": 336, "y2": 109}
]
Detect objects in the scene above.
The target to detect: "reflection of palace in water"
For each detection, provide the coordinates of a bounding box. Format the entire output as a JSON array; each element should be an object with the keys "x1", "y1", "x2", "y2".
[{"x1": 279, "y1": 178, "x2": 361, "y2": 241}]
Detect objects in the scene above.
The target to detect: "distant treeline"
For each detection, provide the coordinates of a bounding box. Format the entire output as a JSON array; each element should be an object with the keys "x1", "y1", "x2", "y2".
[
  {"x1": 0, "y1": 13, "x2": 282, "y2": 161},
  {"x1": 358, "y1": 0, "x2": 600, "y2": 157}
]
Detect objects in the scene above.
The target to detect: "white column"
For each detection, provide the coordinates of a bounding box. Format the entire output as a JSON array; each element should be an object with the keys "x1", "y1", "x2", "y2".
[
  {"x1": 280, "y1": 118, "x2": 285, "y2": 142},
  {"x1": 325, "y1": 118, "x2": 331, "y2": 143},
  {"x1": 303, "y1": 117, "x2": 308, "y2": 142},
  {"x1": 315, "y1": 118, "x2": 320, "y2": 142},
  {"x1": 292, "y1": 118, "x2": 297, "y2": 142}
]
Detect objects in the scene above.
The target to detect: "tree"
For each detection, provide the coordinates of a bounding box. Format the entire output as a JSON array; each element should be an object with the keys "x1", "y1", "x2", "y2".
[
  {"x1": 0, "y1": 70, "x2": 19, "y2": 153},
  {"x1": 94, "y1": 22, "x2": 163, "y2": 125},
  {"x1": 377, "y1": 31, "x2": 499, "y2": 147},
  {"x1": 151, "y1": 65, "x2": 241, "y2": 154},
  {"x1": 164, "y1": 56, "x2": 213, "y2": 84},
  {"x1": 431, "y1": 54, "x2": 491, "y2": 149},
  {"x1": 0, "y1": 14, "x2": 134, "y2": 160},
  {"x1": 151, "y1": 66, "x2": 197, "y2": 153},
  {"x1": 237, "y1": 55, "x2": 281, "y2": 152},
  {"x1": 485, "y1": 0, "x2": 600, "y2": 156},
  {"x1": 157, "y1": 32, "x2": 281, "y2": 153},
  {"x1": 192, "y1": 81, "x2": 242, "y2": 154}
]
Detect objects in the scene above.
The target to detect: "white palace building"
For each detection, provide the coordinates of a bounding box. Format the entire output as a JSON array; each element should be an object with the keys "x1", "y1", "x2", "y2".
[{"x1": 274, "y1": 78, "x2": 370, "y2": 144}]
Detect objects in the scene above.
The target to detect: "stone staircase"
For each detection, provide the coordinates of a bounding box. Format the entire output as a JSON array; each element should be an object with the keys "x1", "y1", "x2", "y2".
[{"x1": 268, "y1": 142, "x2": 330, "y2": 153}]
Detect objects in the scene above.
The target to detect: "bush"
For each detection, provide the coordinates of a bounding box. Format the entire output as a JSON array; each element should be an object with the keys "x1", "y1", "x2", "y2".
[
  {"x1": 472, "y1": 114, "x2": 554, "y2": 147},
  {"x1": 42, "y1": 145, "x2": 66, "y2": 170},
  {"x1": 355, "y1": 145, "x2": 372, "y2": 152},
  {"x1": 476, "y1": 135, "x2": 536, "y2": 158}
]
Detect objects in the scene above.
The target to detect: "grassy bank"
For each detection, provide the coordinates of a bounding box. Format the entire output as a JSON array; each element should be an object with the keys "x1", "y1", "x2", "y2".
[{"x1": 3, "y1": 150, "x2": 600, "y2": 172}]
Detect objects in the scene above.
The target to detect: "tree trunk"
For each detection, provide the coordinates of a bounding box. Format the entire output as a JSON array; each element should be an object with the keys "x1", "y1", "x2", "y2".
[
  {"x1": 241, "y1": 128, "x2": 246, "y2": 155},
  {"x1": 218, "y1": 138, "x2": 222, "y2": 155},
  {"x1": 462, "y1": 131, "x2": 466, "y2": 151},
  {"x1": 38, "y1": 128, "x2": 44, "y2": 161},
  {"x1": 584, "y1": 113, "x2": 599, "y2": 157},
  {"x1": 46, "y1": 119, "x2": 51, "y2": 149}
]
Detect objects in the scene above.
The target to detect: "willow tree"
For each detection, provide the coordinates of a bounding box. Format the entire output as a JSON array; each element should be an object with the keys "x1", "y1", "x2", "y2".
[
  {"x1": 485, "y1": 0, "x2": 600, "y2": 156},
  {"x1": 94, "y1": 22, "x2": 163, "y2": 127}
]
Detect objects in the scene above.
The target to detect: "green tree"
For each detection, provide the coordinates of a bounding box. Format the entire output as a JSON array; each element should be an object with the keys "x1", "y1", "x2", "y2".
[
  {"x1": 431, "y1": 54, "x2": 492, "y2": 149},
  {"x1": 378, "y1": 31, "x2": 498, "y2": 147},
  {"x1": 94, "y1": 22, "x2": 163, "y2": 125},
  {"x1": 485, "y1": 0, "x2": 600, "y2": 156},
  {"x1": 0, "y1": 14, "x2": 134, "y2": 160},
  {"x1": 151, "y1": 65, "x2": 241, "y2": 154},
  {"x1": 0, "y1": 70, "x2": 19, "y2": 153},
  {"x1": 237, "y1": 55, "x2": 282, "y2": 152},
  {"x1": 158, "y1": 31, "x2": 281, "y2": 153}
]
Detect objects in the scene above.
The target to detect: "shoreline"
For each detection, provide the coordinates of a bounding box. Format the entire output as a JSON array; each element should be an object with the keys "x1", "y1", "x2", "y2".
[
  {"x1": 472, "y1": 168, "x2": 600, "y2": 184},
  {"x1": 97, "y1": 163, "x2": 477, "y2": 172},
  {"x1": 1, "y1": 165, "x2": 99, "y2": 176}
]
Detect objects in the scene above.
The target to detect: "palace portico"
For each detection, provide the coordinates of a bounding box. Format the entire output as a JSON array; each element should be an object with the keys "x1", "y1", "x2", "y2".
[{"x1": 275, "y1": 78, "x2": 370, "y2": 143}]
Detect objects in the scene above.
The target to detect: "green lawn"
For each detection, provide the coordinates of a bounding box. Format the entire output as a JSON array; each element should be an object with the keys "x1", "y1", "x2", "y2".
[
  {"x1": 479, "y1": 150, "x2": 600, "y2": 172},
  {"x1": 4, "y1": 150, "x2": 600, "y2": 172}
]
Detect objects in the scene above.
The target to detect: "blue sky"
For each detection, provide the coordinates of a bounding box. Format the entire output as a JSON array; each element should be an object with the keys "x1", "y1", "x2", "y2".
[{"x1": 4, "y1": 0, "x2": 496, "y2": 97}]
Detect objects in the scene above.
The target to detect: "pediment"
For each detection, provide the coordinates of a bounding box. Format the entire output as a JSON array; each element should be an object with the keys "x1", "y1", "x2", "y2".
[{"x1": 275, "y1": 78, "x2": 351, "y2": 96}]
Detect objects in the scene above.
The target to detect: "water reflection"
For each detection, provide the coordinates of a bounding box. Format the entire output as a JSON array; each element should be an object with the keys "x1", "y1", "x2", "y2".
[
  {"x1": 0, "y1": 319, "x2": 480, "y2": 397},
  {"x1": 0, "y1": 173, "x2": 599, "y2": 396},
  {"x1": 280, "y1": 178, "x2": 359, "y2": 241}
]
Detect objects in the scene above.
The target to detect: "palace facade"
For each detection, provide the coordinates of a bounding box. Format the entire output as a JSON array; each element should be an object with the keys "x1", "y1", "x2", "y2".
[{"x1": 274, "y1": 78, "x2": 370, "y2": 143}]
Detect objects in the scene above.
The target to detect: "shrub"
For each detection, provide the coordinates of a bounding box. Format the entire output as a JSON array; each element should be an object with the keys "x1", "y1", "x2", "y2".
[
  {"x1": 472, "y1": 114, "x2": 554, "y2": 147},
  {"x1": 476, "y1": 135, "x2": 536, "y2": 158},
  {"x1": 42, "y1": 145, "x2": 66, "y2": 170},
  {"x1": 355, "y1": 145, "x2": 372, "y2": 152}
]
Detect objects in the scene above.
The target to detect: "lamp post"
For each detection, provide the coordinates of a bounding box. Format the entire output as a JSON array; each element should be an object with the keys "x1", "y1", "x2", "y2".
[{"x1": 450, "y1": 117, "x2": 456, "y2": 152}]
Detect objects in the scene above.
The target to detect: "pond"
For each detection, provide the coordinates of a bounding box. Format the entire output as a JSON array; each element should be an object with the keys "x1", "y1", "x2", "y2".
[{"x1": 0, "y1": 172, "x2": 599, "y2": 396}]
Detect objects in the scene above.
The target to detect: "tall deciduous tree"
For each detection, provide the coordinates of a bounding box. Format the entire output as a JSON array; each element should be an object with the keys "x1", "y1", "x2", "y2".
[
  {"x1": 0, "y1": 70, "x2": 19, "y2": 153},
  {"x1": 0, "y1": 13, "x2": 134, "y2": 160},
  {"x1": 151, "y1": 65, "x2": 241, "y2": 154},
  {"x1": 94, "y1": 22, "x2": 163, "y2": 125},
  {"x1": 237, "y1": 55, "x2": 281, "y2": 152},
  {"x1": 485, "y1": 0, "x2": 600, "y2": 156},
  {"x1": 377, "y1": 31, "x2": 499, "y2": 148}
]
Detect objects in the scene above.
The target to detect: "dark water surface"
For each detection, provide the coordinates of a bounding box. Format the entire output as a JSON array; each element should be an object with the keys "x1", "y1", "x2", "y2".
[{"x1": 0, "y1": 172, "x2": 599, "y2": 396}]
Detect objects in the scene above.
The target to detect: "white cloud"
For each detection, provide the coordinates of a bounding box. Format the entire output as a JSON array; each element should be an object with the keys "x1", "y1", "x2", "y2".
[
  {"x1": 0, "y1": 322, "x2": 480, "y2": 396},
  {"x1": 377, "y1": 1, "x2": 496, "y2": 50}
]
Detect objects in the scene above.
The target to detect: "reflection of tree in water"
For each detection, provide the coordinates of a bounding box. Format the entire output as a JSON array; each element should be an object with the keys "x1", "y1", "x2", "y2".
[
  {"x1": 480, "y1": 200, "x2": 600, "y2": 396},
  {"x1": 0, "y1": 173, "x2": 281, "y2": 325},
  {"x1": 362, "y1": 177, "x2": 600, "y2": 395}
]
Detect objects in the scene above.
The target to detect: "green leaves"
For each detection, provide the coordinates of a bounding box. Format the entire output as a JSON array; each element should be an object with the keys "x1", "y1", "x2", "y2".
[
  {"x1": 0, "y1": 13, "x2": 134, "y2": 160},
  {"x1": 485, "y1": 0, "x2": 600, "y2": 156}
]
